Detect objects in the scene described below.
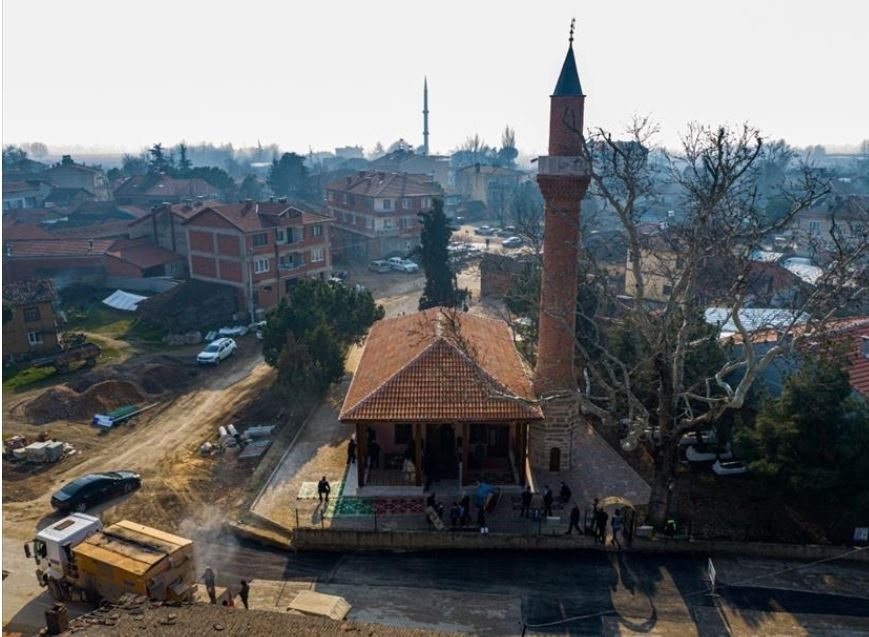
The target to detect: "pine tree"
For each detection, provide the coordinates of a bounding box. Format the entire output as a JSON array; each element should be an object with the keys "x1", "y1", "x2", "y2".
[{"x1": 417, "y1": 199, "x2": 469, "y2": 310}]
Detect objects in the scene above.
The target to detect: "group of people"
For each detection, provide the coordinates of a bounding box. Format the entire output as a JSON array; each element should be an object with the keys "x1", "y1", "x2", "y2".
[
  {"x1": 202, "y1": 567, "x2": 250, "y2": 609},
  {"x1": 591, "y1": 498, "x2": 624, "y2": 549},
  {"x1": 347, "y1": 434, "x2": 382, "y2": 469},
  {"x1": 519, "y1": 481, "x2": 573, "y2": 519},
  {"x1": 426, "y1": 492, "x2": 489, "y2": 534}
]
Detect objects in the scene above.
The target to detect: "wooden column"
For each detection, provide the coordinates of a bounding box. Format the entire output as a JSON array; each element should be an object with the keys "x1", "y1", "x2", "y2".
[
  {"x1": 461, "y1": 422, "x2": 470, "y2": 486},
  {"x1": 414, "y1": 423, "x2": 423, "y2": 487},
  {"x1": 356, "y1": 423, "x2": 367, "y2": 488},
  {"x1": 518, "y1": 422, "x2": 527, "y2": 486}
]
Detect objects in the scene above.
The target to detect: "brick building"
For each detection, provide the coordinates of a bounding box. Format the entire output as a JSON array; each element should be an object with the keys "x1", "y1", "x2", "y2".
[
  {"x1": 128, "y1": 200, "x2": 222, "y2": 256},
  {"x1": 182, "y1": 200, "x2": 332, "y2": 318},
  {"x1": 325, "y1": 171, "x2": 442, "y2": 261},
  {"x1": 2, "y1": 278, "x2": 60, "y2": 362}
]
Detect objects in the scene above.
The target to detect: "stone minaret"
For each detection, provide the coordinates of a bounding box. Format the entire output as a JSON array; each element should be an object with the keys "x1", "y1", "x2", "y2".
[
  {"x1": 422, "y1": 77, "x2": 430, "y2": 156},
  {"x1": 530, "y1": 22, "x2": 591, "y2": 472}
]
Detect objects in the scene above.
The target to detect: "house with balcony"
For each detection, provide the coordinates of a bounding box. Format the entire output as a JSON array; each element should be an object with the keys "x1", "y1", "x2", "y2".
[
  {"x1": 325, "y1": 171, "x2": 442, "y2": 261},
  {"x1": 182, "y1": 199, "x2": 332, "y2": 318}
]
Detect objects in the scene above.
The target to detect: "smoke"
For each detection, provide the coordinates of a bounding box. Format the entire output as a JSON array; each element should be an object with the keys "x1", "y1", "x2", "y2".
[{"x1": 177, "y1": 504, "x2": 242, "y2": 587}]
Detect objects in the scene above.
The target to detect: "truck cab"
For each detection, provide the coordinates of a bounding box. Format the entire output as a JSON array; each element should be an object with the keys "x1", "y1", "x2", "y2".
[{"x1": 28, "y1": 513, "x2": 102, "y2": 597}]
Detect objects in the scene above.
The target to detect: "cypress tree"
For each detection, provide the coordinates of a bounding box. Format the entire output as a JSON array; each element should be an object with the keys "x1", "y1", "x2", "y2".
[{"x1": 417, "y1": 198, "x2": 469, "y2": 310}]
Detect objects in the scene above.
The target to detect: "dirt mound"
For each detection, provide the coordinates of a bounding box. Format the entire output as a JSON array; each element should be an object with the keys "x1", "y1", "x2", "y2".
[
  {"x1": 24, "y1": 380, "x2": 148, "y2": 424},
  {"x1": 67, "y1": 355, "x2": 199, "y2": 395}
]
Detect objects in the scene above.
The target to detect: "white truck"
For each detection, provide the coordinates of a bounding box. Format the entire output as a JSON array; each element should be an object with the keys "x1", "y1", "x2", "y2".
[{"x1": 27, "y1": 513, "x2": 103, "y2": 602}]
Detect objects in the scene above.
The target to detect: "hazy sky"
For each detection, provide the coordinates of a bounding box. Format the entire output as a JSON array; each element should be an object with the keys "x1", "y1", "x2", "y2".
[{"x1": 3, "y1": 0, "x2": 867, "y2": 157}]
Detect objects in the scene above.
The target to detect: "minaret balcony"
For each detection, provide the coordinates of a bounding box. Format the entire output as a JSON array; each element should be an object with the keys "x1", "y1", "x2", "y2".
[{"x1": 537, "y1": 155, "x2": 589, "y2": 177}]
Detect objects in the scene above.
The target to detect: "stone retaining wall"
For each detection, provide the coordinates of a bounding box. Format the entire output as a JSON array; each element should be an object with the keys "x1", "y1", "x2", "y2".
[{"x1": 291, "y1": 527, "x2": 869, "y2": 563}]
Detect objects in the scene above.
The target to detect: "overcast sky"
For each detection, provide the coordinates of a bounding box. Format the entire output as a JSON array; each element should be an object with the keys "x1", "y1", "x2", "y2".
[{"x1": 2, "y1": 0, "x2": 867, "y2": 157}]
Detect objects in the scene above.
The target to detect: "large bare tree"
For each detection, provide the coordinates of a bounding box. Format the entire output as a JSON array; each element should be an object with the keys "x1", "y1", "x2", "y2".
[{"x1": 572, "y1": 120, "x2": 867, "y2": 524}]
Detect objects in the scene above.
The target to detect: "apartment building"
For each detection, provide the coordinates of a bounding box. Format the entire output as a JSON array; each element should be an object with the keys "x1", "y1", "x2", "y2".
[
  {"x1": 325, "y1": 171, "x2": 442, "y2": 261},
  {"x1": 183, "y1": 199, "x2": 332, "y2": 318}
]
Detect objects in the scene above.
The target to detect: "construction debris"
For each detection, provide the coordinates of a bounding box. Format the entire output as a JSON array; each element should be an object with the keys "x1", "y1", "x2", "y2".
[
  {"x1": 92, "y1": 403, "x2": 159, "y2": 429},
  {"x1": 288, "y1": 590, "x2": 351, "y2": 621}
]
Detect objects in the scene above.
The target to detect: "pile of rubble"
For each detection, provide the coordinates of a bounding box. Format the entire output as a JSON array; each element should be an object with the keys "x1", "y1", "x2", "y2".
[{"x1": 24, "y1": 380, "x2": 148, "y2": 425}]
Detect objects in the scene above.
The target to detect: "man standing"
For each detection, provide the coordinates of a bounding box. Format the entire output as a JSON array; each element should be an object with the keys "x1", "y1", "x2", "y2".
[
  {"x1": 559, "y1": 481, "x2": 572, "y2": 505},
  {"x1": 596, "y1": 508, "x2": 609, "y2": 544},
  {"x1": 317, "y1": 476, "x2": 331, "y2": 504},
  {"x1": 347, "y1": 437, "x2": 356, "y2": 465},
  {"x1": 520, "y1": 486, "x2": 532, "y2": 518},
  {"x1": 611, "y1": 509, "x2": 623, "y2": 550},
  {"x1": 542, "y1": 485, "x2": 554, "y2": 517},
  {"x1": 565, "y1": 503, "x2": 582, "y2": 535},
  {"x1": 239, "y1": 580, "x2": 250, "y2": 609},
  {"x1": 202, "y1": 567, "x2": 216, "y2": 604}
]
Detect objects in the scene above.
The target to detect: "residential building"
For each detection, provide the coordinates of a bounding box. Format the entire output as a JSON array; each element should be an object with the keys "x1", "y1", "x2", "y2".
[
  {"x1": 128, "y1": 200, "x2": 222, "y2": 256},
  {"x1": 3, "y1": 237, "x2": 184, "y2": 284},
  {"x1": 453, "y1": 163, "x2": 526, "y2": 214},
  {"x1": 182, "y1": 199, "x2": 332, "y2": 317},
  {"x1": 340, "y1": 309, "x2": 541, "y2": 489},
  {"x1": 368, "y1": 149, "x2": 450, "y2": 188},
  {"x1": 2, "y1": 179, "x2": 52, "y2": 210},
  {"x1": 40, "y1": 156, "x2": 111, "y2": 201},
  {"x1": 325, "y1": 171, "x2": 442, "y2": 261},
  {"x1": 113, "y1": 174, "x2": 220, "y2": 205},
  {"x1": 788, "y1": 196, "x2": 867, "y2": 258},
  {"x1": 2, "y1": 278, "x2": 60, "y2": 362}
]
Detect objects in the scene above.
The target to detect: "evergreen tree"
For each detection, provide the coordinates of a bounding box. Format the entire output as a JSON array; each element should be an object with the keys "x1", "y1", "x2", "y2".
[
  {"x1": 267, "y1": 152, "x2": 312, "y2": 200},
  {"x1": 417, "y1": 199, "x2": 469, "y2": 310},
  {"x1": 177, "y1": 142, "x2": 193, "y2": 175}
]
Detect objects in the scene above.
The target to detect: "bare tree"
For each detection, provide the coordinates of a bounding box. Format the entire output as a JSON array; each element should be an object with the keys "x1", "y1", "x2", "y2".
[{"x1": 574, "y1": 119, "x2": 866, "y2": 525}]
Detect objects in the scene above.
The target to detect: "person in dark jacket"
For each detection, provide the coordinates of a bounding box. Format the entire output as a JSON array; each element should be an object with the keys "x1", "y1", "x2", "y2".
[
  {"x1": 542, "y1": 485, "x2": 554, "y2": 517},
  {"x1": 520, "y1": 486, "x2": 532, "y2": 518},
  {"x1": 239, "y1": 580, "x2": 250, "y2": 609},
  {"x1": 595, "y1": 508, "x2": 609, "y2": 543},
  {"x1": 559, "y1": 481, "x2": 572, "y2": 504},
  {"x1": 565, "y1": 504, "x2": 582, "y2": 535},
  {"x1": 347, "y1": 437, "x2": 357, "y2": 465},
  {"x1": 317, "y1": 476, "x2": 331, "y2": 503}
]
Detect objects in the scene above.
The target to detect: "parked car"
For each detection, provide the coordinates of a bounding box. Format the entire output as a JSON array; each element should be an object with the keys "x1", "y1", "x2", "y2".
[
  {"x1": 51, "y1": 471, "x2": 141, "y2": 512},
  {"x1": 252, "y1": 321, "x2": 267, "y2": 341},
  {"x1": 686, "y1": 444, "x2": 733, "y2": 463},
  {"x1": 474, "y1": 226, "x2": 495, "y2": 236},
  {"x1": 713, "y1": 460, "x2": 749, "y2": 476},
  {"x1": 501, "y1": 236, "x2": 524, "y2": 249},
  {"x1": 368, "y1": 260, "x2": 392, "y2": 273},
  {"x1": 679, "y1": 430, "x2": 718, "y2": 447},
  {"x1": 196, "y1": 337, "x2": 237, "y2": 365},
  {"x1": 387, "y1": 257, "x2": 420, "y2": 273}
]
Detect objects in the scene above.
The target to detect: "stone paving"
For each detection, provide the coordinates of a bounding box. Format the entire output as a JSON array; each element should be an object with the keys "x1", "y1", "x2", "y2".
[{"x1": 532, "y1": 419, "x2": 651, "y2": 512}]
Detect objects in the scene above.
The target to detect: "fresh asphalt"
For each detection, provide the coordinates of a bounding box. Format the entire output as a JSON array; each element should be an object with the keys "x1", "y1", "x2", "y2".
[{"x1": 203, "y1": 528, "x2": 869, "y2": 636}]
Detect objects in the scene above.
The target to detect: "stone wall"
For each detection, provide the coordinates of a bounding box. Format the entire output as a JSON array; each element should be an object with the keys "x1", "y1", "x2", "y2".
[
  {"x1": 529, "y1": 396, "x2": 578, "y2": 471},
  {"x1": 291, "y1": 527, "x2": 869, "y2": 563}
]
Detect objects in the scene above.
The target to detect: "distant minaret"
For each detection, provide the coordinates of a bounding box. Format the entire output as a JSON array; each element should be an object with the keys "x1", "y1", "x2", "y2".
[{"x1": 422, "y1": 77, "x2": 430, "y2": 156}]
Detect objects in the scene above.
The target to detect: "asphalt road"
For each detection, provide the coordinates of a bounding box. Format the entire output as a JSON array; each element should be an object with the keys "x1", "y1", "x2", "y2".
[{"x1": 198, "y1": 526, "x2": 869, "y2": 636}]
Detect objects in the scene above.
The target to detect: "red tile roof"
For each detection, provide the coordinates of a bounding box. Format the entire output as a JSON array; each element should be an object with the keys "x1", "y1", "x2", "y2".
[
  {"x1": 327, "y1": 172, "x2": 442, "y2": 198},
  {"x1": 183, "y1": 200, "x2": 330, "y2": 233},
  {"x1": 340, "y1": 309, "x2": 542, "y2": 423},
  {"x1": 106, "y1": 238, "x2": 184, "y2": 269},
  {"x1": 114, "y1": 175, "x2": 219, "y2": 199},
  {"x1": 3, "y1": 238, "x2": 114, "y2": 258},
  {"x1": 842, "y1": 319, "x2": 869, "y2": 397},
  {"x1": 2, "y1": 224, "x2": 56, "y2": 241},
  {"x1": 49, "y1": 220, "x2": 132, "y2": 239}
]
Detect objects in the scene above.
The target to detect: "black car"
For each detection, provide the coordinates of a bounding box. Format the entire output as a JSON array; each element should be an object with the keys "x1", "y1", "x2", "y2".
[{"x1": 50, "y1": 471, "x2": 141, "y2": 512}]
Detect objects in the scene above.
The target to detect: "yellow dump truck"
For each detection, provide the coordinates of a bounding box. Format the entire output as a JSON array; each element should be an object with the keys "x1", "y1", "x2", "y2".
[{"x1": 27, "y1": 514, "x2": 197, "y2": 603}]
